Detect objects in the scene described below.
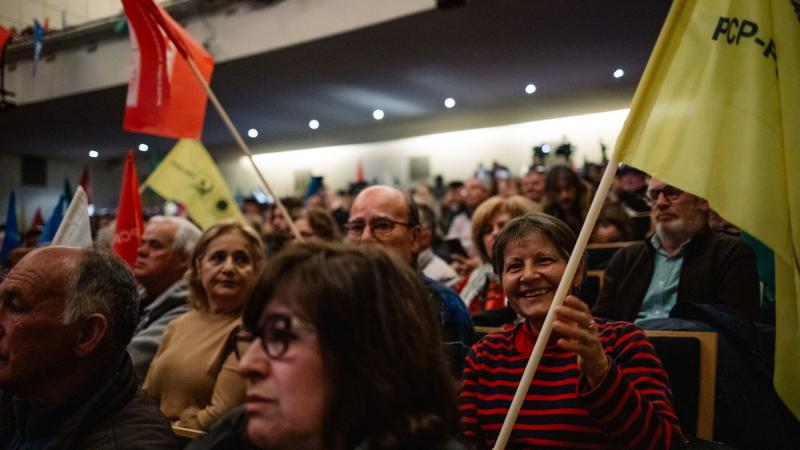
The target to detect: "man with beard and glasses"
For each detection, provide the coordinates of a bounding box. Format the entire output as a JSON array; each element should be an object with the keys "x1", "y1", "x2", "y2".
[{"x1": 592, "y1": 178, "x2": 760, "y2": 322}]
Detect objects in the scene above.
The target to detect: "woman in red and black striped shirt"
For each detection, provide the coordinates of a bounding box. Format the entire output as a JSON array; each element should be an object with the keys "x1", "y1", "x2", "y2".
[{"x1": 460, "y1": 213, "x2": 686, "y2": 449}]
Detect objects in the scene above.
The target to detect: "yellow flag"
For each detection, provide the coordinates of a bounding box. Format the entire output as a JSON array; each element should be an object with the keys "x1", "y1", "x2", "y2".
[
  {"x1": 143, "y1": 139, "x2": 242, "y2": 229},
  {"x1": 614, "y1": 0, "x2": 800, "y2": 417}
]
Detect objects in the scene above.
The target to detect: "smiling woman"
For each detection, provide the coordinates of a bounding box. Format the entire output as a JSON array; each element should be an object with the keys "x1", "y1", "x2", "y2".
[
  {"x1": 143, "y1": 220, "x2": 265, "y2": 431},
  {"x1": 460, "y1": 213, "x2": 687, "y2": 449}
]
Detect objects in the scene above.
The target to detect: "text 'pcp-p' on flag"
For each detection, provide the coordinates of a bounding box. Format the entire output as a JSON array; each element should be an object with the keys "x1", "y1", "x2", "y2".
[{"x1": 613, "y1": 0, "x2": 800, "y2": 419}]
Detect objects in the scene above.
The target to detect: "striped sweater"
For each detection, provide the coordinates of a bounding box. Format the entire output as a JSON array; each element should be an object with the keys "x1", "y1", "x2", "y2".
[{"x1": 460, "y1": 320, "x2": 686, "y2": 449}]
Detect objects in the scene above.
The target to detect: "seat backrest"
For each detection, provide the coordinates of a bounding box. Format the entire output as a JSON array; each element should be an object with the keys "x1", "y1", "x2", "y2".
[
  {"x1": 586, "y1": 241, "x2": 637, "y2": 269},
  {"x1": 645, "y1": 330, "x2": 718, "y2": 440},
  {"x1": 579, "y1": 270, "x2": 604, "y2": 308}
]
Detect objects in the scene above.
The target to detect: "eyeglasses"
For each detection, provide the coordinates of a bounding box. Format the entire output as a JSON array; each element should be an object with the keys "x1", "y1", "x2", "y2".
[
  {"x1": 344, "y1": 217, "x2": 410, "y2": 239},
  {"x1": 232, "y1": 313, "x2": 315, "y2": 360},
  {"x1": 645, "y1": 185, "x2": 683, "y2": 205}
]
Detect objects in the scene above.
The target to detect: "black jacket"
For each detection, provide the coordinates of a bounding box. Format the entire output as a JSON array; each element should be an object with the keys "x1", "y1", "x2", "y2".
[
  {"x1": 592, "y1": 226, "x2": 760, "y2": 322},
  {"x1": 0, "y1": 353, "x2": 177, "y2": 450}
]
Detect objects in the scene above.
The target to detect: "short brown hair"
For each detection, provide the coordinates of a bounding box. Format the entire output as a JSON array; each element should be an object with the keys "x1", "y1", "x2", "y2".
[
  {"x1": 187, "y1": 220, "x2": 265, "y2": 311},
  {"x1": 471, "y1": 195, "x2": 539, "y2": 262},
  {"x1": 243, "y1": 242, "x2": 458, "y2": 450}
]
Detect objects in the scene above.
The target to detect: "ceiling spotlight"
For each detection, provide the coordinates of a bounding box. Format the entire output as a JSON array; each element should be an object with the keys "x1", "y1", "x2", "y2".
[
  {"x1": 444, "y1": 97, "x2": 456, "y2": 108},
  {"x1": 372, "y1": 109, "x2": 384, "y2": 120},
  {"x1": 247, "y1": 128, "x2": 259, "y2": 138},
  {"x1": 308, "y1": 119, "x2": 320, "y2": 130},
  {"x1": 613, "y1": 68, "x2": 624, "y2": 78},
  {"x1": 138, "y1": 143, "x2": 149, "y2": 152},
  {"x1": 88, "y1": 150, "x2": 99, "y2": 158},
  {"x1": 525, "y1": 83, "x2": 537, "y2": 94}
]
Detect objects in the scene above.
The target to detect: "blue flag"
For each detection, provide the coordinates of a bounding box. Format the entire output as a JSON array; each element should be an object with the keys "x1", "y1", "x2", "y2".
[
  {"x1": 38, "y1": 195, "x2": 67, "y2": 246},
  {"x1": 0, "y1": 190, "x2": 21, "y2": 264},
  {"x1": 304, "y1": 176, "x2": 324, "y2": 200},
  {"x1": 32, "y1": 19, "x2": 43, "y2": 77}
]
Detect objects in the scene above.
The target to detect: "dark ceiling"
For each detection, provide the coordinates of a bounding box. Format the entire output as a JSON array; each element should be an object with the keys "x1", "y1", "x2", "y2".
[{"x1": 1, "y1": 0, "x2": 672, "y2": 160}]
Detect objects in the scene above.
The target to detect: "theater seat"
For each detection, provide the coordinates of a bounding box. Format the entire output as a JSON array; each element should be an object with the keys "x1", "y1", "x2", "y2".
[{"x1": 645, "y1": 330, "x2": 718, "y2": 440}]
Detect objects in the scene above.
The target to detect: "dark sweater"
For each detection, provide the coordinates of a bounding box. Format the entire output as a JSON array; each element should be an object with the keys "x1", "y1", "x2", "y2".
[
  {"x1": 592, "y1": 226, "x2": 760, "y2": 322},
  {"x1": 0, "y1": 354, "x2": 177, "y2": 450}
]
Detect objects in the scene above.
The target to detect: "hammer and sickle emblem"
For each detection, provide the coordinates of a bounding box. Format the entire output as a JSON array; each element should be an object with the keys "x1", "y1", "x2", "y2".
[{"x1": 193, "y1": 178, "x2": 213, "y2": 195}]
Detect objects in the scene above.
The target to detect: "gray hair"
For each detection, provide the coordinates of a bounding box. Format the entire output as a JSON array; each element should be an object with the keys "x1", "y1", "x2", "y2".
[
  {"x1": 417, "y1": 203, "x2": 437, "y2": 230},
  {"x1": 148, "y1": 215, "x2": 201, "y2": 256},
  {"x1": 491, "y1": 212, "x2": 586, "y2": 280},
  {"x1": 62, "y1": 249, "x2": 139, "y2": 356}
]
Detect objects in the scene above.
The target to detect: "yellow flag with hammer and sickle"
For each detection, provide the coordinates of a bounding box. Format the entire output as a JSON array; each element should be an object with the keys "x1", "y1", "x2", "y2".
[{"x1": 143, "y1": 139, "x2": 242, "y2": 229}]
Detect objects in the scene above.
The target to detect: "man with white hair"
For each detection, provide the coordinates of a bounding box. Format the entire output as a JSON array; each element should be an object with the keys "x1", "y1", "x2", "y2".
[
  {"x1": 593, "y1": 179, "x2": 760, "y2": 322},
  {"x1": 446, "y1": 177, "x2": 491, "y2": 258},
  {"x1": 0, "y1": 247, "x2": 176, "y2": 448},
  {"x1": 129, "y1": 216, "x2": 201, "y2": 381}
]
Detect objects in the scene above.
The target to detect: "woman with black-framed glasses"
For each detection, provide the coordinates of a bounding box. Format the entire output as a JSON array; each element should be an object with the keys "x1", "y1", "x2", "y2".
[{"x1": 189, "y1": 242, "x2": 467, "y2": 450}]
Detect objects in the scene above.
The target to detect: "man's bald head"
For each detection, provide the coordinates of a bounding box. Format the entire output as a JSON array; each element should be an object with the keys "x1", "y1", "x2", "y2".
[
  {"x1": 346, "y1": 186, "x2": 423, "y2": 265},
  {"x1": 0, "y1": 247, "x2": 138, "y2": 401}
]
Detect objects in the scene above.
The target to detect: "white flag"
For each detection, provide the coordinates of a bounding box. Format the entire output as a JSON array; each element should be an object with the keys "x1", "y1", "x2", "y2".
[{"x1": 52, "y1": 186, "x2": 92, "y2": 248}]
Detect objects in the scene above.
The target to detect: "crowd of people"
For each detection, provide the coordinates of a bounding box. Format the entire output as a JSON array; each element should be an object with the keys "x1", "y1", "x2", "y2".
[{"x1": 0, "y1": 161, "x2": 795, "y2": 450}]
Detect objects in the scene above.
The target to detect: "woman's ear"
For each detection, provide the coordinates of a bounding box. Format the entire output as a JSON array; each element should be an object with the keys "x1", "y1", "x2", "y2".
[
  {"x1": 73, "y1": 313, "x2": 109, "y2": 357},
  {"x1": 572, "y1": 257, "x2": 586, "y2": 292}
]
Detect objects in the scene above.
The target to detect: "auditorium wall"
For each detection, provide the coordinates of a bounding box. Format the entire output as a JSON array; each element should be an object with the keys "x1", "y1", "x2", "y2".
[{"x1": 0, "y1": 107, "x2": 628, "y2": 224}]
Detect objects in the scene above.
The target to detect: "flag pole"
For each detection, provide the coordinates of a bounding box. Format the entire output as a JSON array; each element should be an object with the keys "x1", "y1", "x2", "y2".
[
  {"x1": 492, "y1": 158, "x2": 618, "y2": 449},
  {"x1": 182, "y1": 57, "x2": 303, "y2": 241}
]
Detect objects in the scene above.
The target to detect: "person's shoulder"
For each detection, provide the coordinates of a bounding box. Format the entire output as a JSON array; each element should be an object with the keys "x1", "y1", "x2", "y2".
[
  {"x1": 168, "y1": 308, "x2": 201, "y2": 326},
  {"x1": 614, "y1": 240, "x2": 649, "y2": 256},
  {"x1": 471, "y1": 323, "x2": 517, "y2": 354},
  {"x1": 421, "y1": 274, "x2": 460, "y2": 303},
  {"x1": 707, "y1": 230, "x2": 757, "y2": 256},
  {"x1": 186, "y1": 407, "x2": 252, "y2": 450},
  {"x1": 83, "y1": 389, "x2": 178, "y2": 450},
  {"x1": 604, "y1": 240, "x2": 649, "y2": 267}
]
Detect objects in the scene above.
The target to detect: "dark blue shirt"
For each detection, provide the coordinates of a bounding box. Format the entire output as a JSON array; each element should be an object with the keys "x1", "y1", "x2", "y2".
[{"x1": 420, "y1": 274, "x2": 474, "y2": 377}]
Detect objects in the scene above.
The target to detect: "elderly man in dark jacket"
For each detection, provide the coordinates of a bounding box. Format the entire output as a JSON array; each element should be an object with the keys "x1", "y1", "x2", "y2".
[
  {"x1": 0, "y1": 247, "x2": 177, "y2": 450},
  {"x1": 593, "y1": 179, "x2": 760, "y2": 322}
]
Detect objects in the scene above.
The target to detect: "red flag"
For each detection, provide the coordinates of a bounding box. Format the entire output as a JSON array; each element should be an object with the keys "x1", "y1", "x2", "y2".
[
  {"x1": 29, "y1": 208, "x2": 43, "y2": 232},
  {"x1": 79, "y1": 165, "x2": 93, "y2": 204},
  {"x1": 356, "y1": 160, "x2": 365, "y2": 182},
  {"x1": 0, "y1": 27, "x2": 10, "y2": 56},
  {"x1": 112, "y1": 150, "x2": 144, "y2": 267},
  {"x1": 121, "y1": 0, "x2": 214, "y2": 140}
]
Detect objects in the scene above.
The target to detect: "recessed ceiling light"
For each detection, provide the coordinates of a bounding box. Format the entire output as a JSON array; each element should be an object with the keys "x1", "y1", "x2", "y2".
[
  {"x1": 613, "y1": 68, "x2": 624, "y2": 78},
  {"x1": 444, "y1": 97, "x2": 456, "y2": 108},
  {"x1": 88, "y1": 150, "x2": 99, "y2": 158},
  {"x1": 308, "y1": 119, "x2": 320, "y2": 130},
  {"x1": 372, "y1": 109, "x2": 384, "y2": 120},
  {"x1": 247, "y1": 128, "x2": 259, "y2": 138},
  {"x1": 525, "y1": 83, "x2": 537, "y2": 94},
  {"x1": 138, "y1": 143, "x2": 149, "y2": 152}
]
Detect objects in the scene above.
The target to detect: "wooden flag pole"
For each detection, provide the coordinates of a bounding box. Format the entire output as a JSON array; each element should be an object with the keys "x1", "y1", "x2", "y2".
[
  {"x1": 492, "y1": 158, "x2": 619, "y2": 449},
  {"x1": 183, "y1": 57, "x2": 303, "y2": 241}
]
